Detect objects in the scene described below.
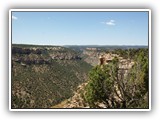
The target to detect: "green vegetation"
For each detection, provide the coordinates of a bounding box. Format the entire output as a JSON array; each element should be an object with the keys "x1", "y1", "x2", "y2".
[
  {"x1": 84, "y1": 65, "x2": 112, "y2": 108},
  {"x1": 110, "y1": 48, "x2": 148, "y2": 60},
  {"x1": 11, "y1": 45, "x2": 92, "y2": 108},
  {"x1": 11, "y1": 44, "x2": 149, "y2": 109},
  {"x1": 84, "y1": 48, "x2": 149, "y2": 108}
]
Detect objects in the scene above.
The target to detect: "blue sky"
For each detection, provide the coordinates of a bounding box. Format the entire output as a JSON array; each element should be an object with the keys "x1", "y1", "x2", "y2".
[{"x1": 12, "y1": 11, "x2": 148, "y2": 46}]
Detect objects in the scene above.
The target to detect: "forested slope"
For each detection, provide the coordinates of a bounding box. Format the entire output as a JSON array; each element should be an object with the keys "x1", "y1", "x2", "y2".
[{"x1": 11, "y1": 44, "x2": 92, "y2": 108}]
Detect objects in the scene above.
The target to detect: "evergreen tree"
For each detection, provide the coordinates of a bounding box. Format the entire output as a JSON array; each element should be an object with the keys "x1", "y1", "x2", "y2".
[
  {"x1": 84, "y1": 65, "x2": 113, "y2": 107},
  {"x1": 83, "y1": 49, "x2": 149, "y2": 108}
]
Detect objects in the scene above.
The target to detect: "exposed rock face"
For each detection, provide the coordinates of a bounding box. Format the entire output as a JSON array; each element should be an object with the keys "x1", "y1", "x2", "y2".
[
  {"x1": 12, "y1": 46, "x2": 82, "y2": 65},
  {"x1": 11, "y1": 45, "x2": 92, "y2": 109},
  {"x1": 55, "y1": 81, "x2": 122, "y2": 108},
  {"x1": 12, "y1": 47, "x2": 42, "y2": 55},
  {"x1": 49, "y1": 53, "x2": 81, "y2": 60},
  {"x1": 54, "y1": 54, "x2": 135, "y2": 108},
  {"x1": 98, "y1": 53, "x2": 134, "y2": 70},
  {"x1": 82, "y1": 49, "x2": 100, "y2": 66},
  {"x1": 62, "y1": 82, "x2": 89, "y2": 108}
]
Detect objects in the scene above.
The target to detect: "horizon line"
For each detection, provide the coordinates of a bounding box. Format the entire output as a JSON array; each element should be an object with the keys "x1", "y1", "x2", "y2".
[{"x1": 12, "y1": 43, "x2": 148, "y2": 46}]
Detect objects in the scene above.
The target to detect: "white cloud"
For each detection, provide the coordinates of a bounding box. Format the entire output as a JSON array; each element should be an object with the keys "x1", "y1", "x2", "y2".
[
  {"x1": 106, "y1": 20, "x2": 116, "y2": 26},
  {"x1": 12, "y1": 15, "x2": 18, "y2": 20}
]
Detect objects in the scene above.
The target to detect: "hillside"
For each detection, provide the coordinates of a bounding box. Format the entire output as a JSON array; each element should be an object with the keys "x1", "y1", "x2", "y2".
[
  {"x1": 52, "y1": 53, "x2": 135, "y2": 108},
  {"x1": 52, "y1": 48, "x2": 149, "y2": 108},
  {"x1": 11, "y1": 44, "x2": 92, "y2": 108},
  {"x1": 65, "y1": 45, "x2": 148, "y2": 66},
  {"x1": 11, "y1": 45, "x2": 148, "y2": 109}
]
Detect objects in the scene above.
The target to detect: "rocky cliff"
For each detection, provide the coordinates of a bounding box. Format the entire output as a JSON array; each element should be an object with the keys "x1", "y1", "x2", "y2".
[
  {"x1": 12, "y1": 46, "x2": 81, "y2": 65},
  {"x1": 11, "y1": 44, "x2": 92, "y2": 108},
  {"x1": 52, "y1": 53, "x2": 135, "y2": 108}
]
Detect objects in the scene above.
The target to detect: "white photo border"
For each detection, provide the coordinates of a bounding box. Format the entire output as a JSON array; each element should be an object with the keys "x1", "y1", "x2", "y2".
[{"x1": 9, "y1": 9, "x2": 151, "y2": 111}]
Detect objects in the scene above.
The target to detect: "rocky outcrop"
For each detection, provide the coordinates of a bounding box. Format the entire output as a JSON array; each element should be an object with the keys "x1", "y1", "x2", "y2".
[
  {"x1": 62, "y1": 82, "x2": 89, "y2": 108},
  {"x1": 12, "y1": 46, "x2": 82, "y2": 65},
  {"x1": 12, "y1": 47, "x2": 43, "y2": 55},
  {"x1": 11, "y1": 45, "x2": 92, "y2": 109},
  {"x1": 49, "y1": 53, "x2": 81, "y2": 60},
  {"x1": 82, "y1": 49, "x2": 100, "y2": 66},
  {"x1": 53, "y1": 54, "x2": 135, "y2": 108}
]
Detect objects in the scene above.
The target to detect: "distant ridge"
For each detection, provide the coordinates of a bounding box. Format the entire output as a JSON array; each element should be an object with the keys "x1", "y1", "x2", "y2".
[
  {"x1": 63, "y1": 45, "x2": 148, "y2": 51},
  {"x1": 12, "y1": 44, "x2": 147, "y2": 49},
  {"x1": 12, "y1": 44, "x2": 62, "y2": 48}
]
